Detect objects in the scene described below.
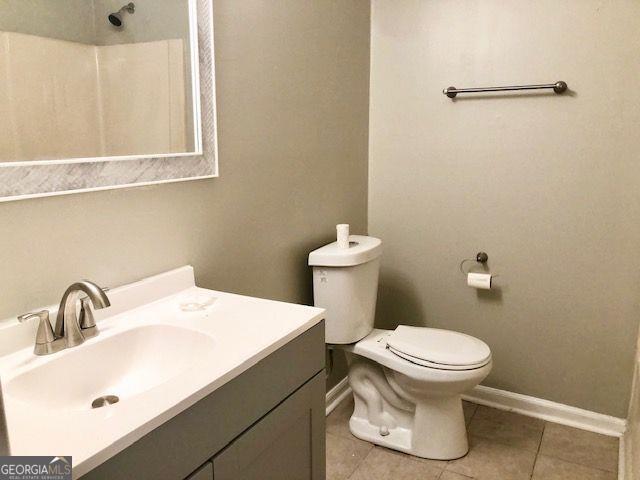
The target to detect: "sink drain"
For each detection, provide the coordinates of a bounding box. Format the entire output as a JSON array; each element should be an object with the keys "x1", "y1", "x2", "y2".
[{"x1": 91, "y1": 395, "x2": 120, "y2": 409}]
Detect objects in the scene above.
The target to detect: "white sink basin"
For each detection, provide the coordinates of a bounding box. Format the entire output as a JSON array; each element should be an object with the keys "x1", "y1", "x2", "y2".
[
  {"x1": 5, "y1": 324, "x2": 216, "y2": 412},
  {"x1": 0, "y1": 266, "x2": 324, "y2": 478}
]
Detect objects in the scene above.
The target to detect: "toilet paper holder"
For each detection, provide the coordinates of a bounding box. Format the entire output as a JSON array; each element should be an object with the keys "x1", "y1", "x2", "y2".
[{"x1": 459, "y1": 252, "x2": 489, "y2": 275}]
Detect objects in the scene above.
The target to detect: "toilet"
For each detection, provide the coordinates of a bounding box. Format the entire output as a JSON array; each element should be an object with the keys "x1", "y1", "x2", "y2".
[{"x1": 309, "y1": 234, "x2": 492, "y2": 460}]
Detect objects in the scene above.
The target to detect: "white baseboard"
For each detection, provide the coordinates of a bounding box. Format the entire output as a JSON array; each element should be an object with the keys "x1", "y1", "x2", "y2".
[
  {"x1": 462, "y1": 385, "x2": 626, "y2": 437},
  {"x1": 620, "y1": 433, "x2": 628, "y2": 480},
  {"x1": 325, "y1": 379, "x2": 627, "y2": 438},
  {"x1": 326, "y1": 377, "x2": 352, "y2": 416}
]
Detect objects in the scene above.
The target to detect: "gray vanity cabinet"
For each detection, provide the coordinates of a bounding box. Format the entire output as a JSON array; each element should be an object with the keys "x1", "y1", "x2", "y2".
[
  {"x1": 213, "y1": 372, "x2": 325, "y2": 479},
  {"x1": 82, "y1": 322, "x2": 325, "y2": 480}
]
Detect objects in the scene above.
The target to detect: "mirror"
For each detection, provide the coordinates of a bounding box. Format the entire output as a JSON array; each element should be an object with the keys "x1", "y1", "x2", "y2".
[
  {"x1": 0, "y1": 0, "x2": 216, "y2": 201},
  {"x1": 0, "y1": 0, "x2": 200, "y2": 164}
]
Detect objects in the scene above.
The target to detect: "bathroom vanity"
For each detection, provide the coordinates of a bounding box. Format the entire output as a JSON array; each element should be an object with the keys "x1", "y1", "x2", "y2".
[
  {"x1": 85, "y1": 323, "x2": 325, "y2": 480},
  {"x1": 0, "y1": 267, "x2": 326, "y2": 479}
]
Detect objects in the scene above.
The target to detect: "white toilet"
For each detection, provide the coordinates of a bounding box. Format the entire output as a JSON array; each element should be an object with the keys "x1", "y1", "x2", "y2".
[{"x1": 309, "y1": 234, "x2": 492, "y2": 460}]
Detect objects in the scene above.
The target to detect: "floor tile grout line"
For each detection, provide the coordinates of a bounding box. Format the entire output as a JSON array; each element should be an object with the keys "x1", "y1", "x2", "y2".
[
  {"x1": 470, "y1": 415, "x2": 545, "y2": 429},
  {"x1": 529, "y1": 421, "x2": 546, "y2": 479},
  {"x1": 345, "y1": 443, "x2": 375, "y2": 479},
  {"x1": 534, "y1": 421, "x2": 619, "y2": 475},
  {"x1": 535, "y1": 451, "x2": 619, "y2": 475},
  {"x1": 467, "y1": 403, "x2": 479, "y2": 424},
  {"x1": 378, "y1": 444, "x2": 448, "y2": 469},
  {"x1": 465, "y1": 425, "x2": 545, "y2": 453},
  {"x1": 465, "y1": 434, "x2": 541, "y2": 455},
  {"x1": 353, "y1": 445, "x2": 449, "y2": 479},
  {"x1": 470, "y1": 404, "x2": 546, "y2": 429}
]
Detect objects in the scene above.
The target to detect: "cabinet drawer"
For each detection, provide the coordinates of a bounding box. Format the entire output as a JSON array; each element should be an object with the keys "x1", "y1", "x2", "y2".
[{"x1": 213, "y1": 372, "x2": 325, "y2": 480}]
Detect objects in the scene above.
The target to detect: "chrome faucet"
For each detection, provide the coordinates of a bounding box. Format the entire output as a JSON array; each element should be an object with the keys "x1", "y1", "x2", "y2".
[{"x1": 18, "y1": 280, "x2": 111, "y2": 356}]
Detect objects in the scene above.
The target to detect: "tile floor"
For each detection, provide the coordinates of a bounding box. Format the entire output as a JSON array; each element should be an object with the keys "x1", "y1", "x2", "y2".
[{"x1": 326, "y1": 397, "x2": 619, "y2": 480}]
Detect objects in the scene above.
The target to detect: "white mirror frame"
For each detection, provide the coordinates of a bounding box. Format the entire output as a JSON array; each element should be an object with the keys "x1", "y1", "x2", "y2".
[{"x1": 0, "y1": 0, "x2": 217, "y2": 202}]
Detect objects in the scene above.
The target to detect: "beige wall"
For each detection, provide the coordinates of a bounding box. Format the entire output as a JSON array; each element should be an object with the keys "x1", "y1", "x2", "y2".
[
  {"x1": 369, "y1": 0, "x2": 640, "y2": 417},
  {"x1": 0, "y1": 0, "x2": 370, "y2": 391}
]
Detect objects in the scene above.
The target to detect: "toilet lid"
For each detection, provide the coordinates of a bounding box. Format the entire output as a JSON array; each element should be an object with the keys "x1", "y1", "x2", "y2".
[{"x1": 387, "y1": 326, "x2": 491, "y2": 370}]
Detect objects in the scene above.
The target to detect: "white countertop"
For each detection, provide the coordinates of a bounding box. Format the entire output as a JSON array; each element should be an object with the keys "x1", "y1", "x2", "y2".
[{"x1": 0, "y1": 266, "x2": 324, "y2": 478}]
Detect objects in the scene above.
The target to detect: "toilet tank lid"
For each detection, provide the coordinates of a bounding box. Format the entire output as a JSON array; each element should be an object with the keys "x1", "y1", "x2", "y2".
[{"x1": 308, "y1": 235, "x2": 382, "y2": 267}]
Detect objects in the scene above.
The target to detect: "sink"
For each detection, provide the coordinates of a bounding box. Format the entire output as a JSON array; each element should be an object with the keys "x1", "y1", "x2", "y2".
[
  {"x1": 5, "y1": 324, "x2": 215, "y2": 411},
  {"x1": 0, "y1": 266, "x2": 324, "y2": 477}
]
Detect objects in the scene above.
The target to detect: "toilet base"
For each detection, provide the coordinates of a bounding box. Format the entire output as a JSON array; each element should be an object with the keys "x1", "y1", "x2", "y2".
[
  {"x1": 345, "y1": 353, "x2": 474, "y2": 460},
  {"x1": 348, "y1": 392, "x2": 469, "y2": 460}
]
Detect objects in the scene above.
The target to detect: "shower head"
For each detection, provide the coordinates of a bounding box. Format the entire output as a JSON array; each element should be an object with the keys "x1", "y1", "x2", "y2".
[{"x1": 108, "y1": 3, "x2": 135, "y2": 28}]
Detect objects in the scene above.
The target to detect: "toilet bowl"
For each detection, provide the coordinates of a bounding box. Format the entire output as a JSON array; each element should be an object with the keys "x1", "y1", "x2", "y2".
[
  {"x1": 309, "y1": 231, "x2": 492, "y2": 460},
  {"x1": 336, "y1": 328, "x2": 491, "y2": 459}
]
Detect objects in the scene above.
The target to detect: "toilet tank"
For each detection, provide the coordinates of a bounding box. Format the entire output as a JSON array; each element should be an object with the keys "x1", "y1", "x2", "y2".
[{"x1": 308, "y1": 235, "x2": 382, "y2": 344}]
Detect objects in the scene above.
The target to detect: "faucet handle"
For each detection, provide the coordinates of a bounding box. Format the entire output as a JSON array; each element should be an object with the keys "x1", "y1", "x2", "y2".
[
  {"x1": 79, "y1": 297, "x2": 96, "y2": 330},
  {"x1": 17, "y1": 310, "x2": 46, "y2": 323},
  {"x1": 18, "y1": 310, "x2": 56, "y2": 349},
  {"x1": 79, "y1": 287, "x2": 109, "y2": 336}
]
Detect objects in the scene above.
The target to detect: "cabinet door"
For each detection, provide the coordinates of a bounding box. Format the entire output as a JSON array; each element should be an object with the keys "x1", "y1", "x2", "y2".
[
  {"x1": 186, "y1": 462, "x2": 213, "y2": 480},
  {"x1": 213, "y1": 372, "x2": 325, "y2": 480}
]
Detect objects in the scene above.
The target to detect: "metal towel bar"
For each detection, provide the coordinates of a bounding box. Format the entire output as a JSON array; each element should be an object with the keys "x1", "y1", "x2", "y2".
[{"x1": 443, "y1": 81, "x2": 567, "y2": 98}]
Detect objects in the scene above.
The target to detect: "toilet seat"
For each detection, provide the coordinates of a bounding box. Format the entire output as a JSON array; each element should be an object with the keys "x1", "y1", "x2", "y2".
[
  {"x1": 387, "y1": 326, "x2": 491, "y2": 371},
  {"x1": 335, "y1": 329, "x2": 492, "y2": 383}
]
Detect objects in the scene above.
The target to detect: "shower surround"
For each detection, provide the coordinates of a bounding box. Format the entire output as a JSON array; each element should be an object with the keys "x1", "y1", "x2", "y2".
[{"x1": 0, "y1": 31, "x2": 188, "y2": 163}]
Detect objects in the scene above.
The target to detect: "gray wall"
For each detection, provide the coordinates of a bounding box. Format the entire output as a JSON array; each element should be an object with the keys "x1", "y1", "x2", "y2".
[
  {"x1": 0, "y1": 0, "x2": 96, "y2": 43},
  {"x1": 0, "y1": 0, "x2": 371, "y2": 397},
  {"x1": 0, "y1": 0, "x2": 191, "y2": 45},
  {"x1": 369, "y1": 0, "x2": 640, "y2": 417},
  {"x1": 92, "y1": 0, "x2": 190, "y2": 46}
]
